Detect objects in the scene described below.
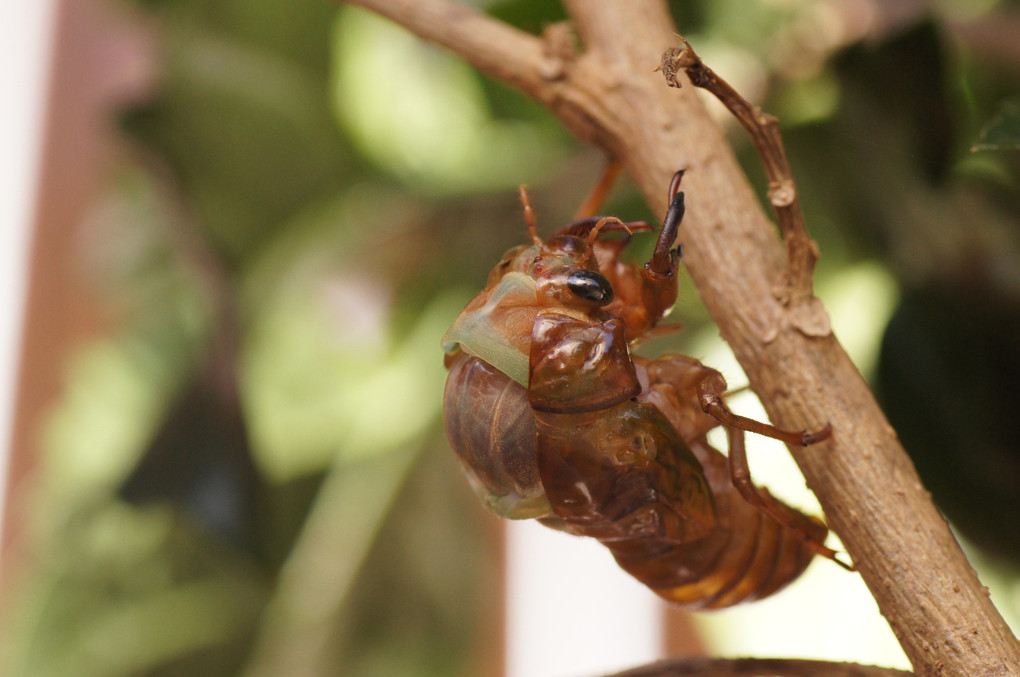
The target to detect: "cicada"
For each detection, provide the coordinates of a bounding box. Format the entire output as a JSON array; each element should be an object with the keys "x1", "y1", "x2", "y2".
[{"x1": 442, "y1": 171, "x2": 847, "y2": 609}]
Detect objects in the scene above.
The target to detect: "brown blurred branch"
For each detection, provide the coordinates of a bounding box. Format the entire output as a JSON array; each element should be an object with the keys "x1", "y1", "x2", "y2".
[
  {"x1": 341, "y1": 1, "x2": 1020, "y2": 675},
  {"x1": 605, "y1": 657, "x2": 913, "y2": 677}
]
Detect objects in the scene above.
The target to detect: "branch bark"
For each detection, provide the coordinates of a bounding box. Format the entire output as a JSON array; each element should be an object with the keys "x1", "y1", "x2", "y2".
[
  {"x1": 605, "y1": 656, "x2": 914, "y2": 677},
  {"x1": 342, "y1": 1, "x2": 1020, "y2": 675}
]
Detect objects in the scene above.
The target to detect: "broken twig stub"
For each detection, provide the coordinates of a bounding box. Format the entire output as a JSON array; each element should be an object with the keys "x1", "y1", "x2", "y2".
[{"x1": 658, "y1": 37, "x2": 830, "y2": 337}]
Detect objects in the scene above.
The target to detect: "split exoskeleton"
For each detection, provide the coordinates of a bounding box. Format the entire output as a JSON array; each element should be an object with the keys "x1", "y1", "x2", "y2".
[{"x1": 442, "y1": 171, "x2": 848, "y2": 609}]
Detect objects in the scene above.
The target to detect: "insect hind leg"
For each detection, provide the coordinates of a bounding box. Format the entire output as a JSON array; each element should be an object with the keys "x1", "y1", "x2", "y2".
[{"x1": 725, "y1": 426, "x2": 855, "y2": 571}]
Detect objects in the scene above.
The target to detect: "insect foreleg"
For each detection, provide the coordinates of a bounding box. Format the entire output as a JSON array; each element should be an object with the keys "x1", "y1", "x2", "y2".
[{"x1": 646, "y1": 170, "x2": 685, "y2": 280}]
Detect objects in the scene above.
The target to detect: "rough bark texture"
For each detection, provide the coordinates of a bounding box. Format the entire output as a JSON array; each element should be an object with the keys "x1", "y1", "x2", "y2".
[{"x1": 343, "y1": 1, "x2": 1020, "y2": 675}]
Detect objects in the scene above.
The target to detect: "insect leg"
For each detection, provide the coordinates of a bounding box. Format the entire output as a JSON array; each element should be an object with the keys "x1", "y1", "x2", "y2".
[
  {"x1": 646, "y1": 170, "x2": 685, "y2": 279},
  {"x1": 726, "y1": 427, "x2": 855, "y2": 571},
  {"x1": 550, "y1": 159, "x2": 648, "y2": 240},
  {"x1": 573, "y1": 159, "x2": 622, "y2": 219},
  {"x1": 697, "y1": 377, "x2": 832, "y2": 447},
  {"x1": 605, "y1": 169, "x2": 687, "y2": 334},
  {"x1": 553, "y1": 216, "x2": 653, "y2": 240},
  {"x1": 627, "y1": 323, "x2": 684, "y2": 349}
]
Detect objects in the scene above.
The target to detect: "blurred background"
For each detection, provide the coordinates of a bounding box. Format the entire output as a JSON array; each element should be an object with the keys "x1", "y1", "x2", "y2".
[{"x1": 0, "y1": 0, "x2": 1017, "y2": 676}]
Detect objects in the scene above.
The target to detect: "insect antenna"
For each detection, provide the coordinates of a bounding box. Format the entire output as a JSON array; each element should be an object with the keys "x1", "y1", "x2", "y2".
[{"x1": 518, "y1": 185, "x2": 544, "y2": 246}]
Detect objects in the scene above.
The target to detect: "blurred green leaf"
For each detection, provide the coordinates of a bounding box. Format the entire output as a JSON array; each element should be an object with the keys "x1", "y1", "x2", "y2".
[
  {"x1": 332, "y1": 7, "x2": 567, "y2": 194},
  {"x1": 123, "y1": 10, "x2": 350, "y2": 266},
  {"x1": 244, "y1": 283, "x2": 463, "y2": 481},
  {"x1": 3, "y1": 504, "x2": 266, "y2": 677},
  {"x1": 972, "y1": 99, "x2": 1020, "y2": 151},
  {"x1": 242, "y1": 444, "x2": 421, "y2": 677}
]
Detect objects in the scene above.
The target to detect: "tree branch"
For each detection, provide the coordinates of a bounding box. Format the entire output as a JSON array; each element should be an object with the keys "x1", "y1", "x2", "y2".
[
  {"x1": 339, "y1": 0, "x2": 547, "y2": 95},
  {"x1": 342, "y1": 1, "x2": 1020, "y2": 675},
  {"x1": 604, "y1": 656, "x2": 914, "y2": 677}
]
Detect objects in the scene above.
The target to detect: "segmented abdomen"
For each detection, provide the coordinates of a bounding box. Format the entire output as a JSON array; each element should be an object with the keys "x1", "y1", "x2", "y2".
[
  {"x1": 608, "y1": 437, "x2": 826, "y2": 609},
  {"x1": 444, "y1": 352, "x2": 827, "y2": 608}
]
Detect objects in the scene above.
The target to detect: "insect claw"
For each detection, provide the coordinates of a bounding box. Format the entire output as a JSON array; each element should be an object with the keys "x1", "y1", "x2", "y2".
[
  {"x1": 807, "y1": 540, "x2": 856, "y2": 571},
  {"x1": 668, "y1": 169, "x2": 686, "y2": 204},
  {"x1": 801, "y1": 423, "x2": 833, "y2": 446}
]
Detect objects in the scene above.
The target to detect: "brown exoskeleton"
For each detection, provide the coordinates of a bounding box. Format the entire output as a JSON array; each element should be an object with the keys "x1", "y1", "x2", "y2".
[{"x1": 442, "y1": 170, "x2": 850, "y2": 609}]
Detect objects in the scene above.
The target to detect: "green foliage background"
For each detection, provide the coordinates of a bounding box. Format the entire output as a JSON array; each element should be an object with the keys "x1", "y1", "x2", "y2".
[{"x1": 2, "y1": 0, "x2": 1018, "y2": 675}]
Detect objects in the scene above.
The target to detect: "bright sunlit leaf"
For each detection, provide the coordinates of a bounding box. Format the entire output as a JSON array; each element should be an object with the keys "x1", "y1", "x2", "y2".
[{"x1": 331, "y1": 8, "x2": 563, "y2": 193}]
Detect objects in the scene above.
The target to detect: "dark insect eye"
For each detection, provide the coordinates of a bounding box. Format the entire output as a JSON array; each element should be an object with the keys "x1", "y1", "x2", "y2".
[{"x1": 567, "y1": 270, "x2": 613, "y2": 305}]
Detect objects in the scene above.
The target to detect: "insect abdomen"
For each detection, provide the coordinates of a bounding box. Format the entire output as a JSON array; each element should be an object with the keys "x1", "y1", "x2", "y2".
[
  {"x1": 445, "y1": 353, "x2": 828, "y2": 609},
  {"x1": 608, "y1": 438, "x2": 825, "y2": 609}
]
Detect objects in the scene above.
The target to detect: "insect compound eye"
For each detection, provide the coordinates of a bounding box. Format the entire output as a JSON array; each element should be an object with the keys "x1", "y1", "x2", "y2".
[{"x1": 566, "y1": 270, "x2": 613, "y2": 305}]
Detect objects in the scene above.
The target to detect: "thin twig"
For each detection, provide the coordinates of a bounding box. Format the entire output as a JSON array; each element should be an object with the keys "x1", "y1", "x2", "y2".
[
  {"x1": 659, "y1": 38, "x2": 820, "y2": 306},
  {"x1": 337, "y1": 0, "x2": 549, "y2": 103}
]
